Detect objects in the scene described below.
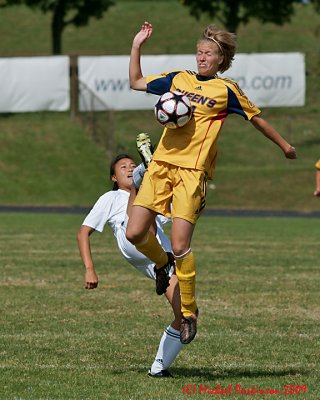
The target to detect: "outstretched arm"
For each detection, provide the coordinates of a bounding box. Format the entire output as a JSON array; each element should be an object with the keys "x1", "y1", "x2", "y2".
[
  {"x1": 251, "y1": 115, "x2": 296, "y2": 159},
  {"x1": 129, "y1": 21, "x2": 153, "y2": 91},
  {"x1": 77, "y1": 225, "x2": 98, "y2": 289}
]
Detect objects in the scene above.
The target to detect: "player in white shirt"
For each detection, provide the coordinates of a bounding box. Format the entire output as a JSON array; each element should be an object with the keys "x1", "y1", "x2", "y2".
[{"x1": 77, "y1": 151, "x2": 183, "y2": 378}]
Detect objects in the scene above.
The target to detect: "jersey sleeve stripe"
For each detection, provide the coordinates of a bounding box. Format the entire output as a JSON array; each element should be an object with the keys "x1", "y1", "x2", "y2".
[
  {"x1": 147, "y1": 71, "x2": 180, "y2": 95},
  {"x1": 226, "y1": 86, "x2": 248, "y2": 119}
]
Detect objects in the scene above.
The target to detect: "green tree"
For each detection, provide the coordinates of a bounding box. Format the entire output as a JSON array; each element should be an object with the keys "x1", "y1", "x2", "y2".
[
  {"x1": 310, "y1": 0, "x2": 320, "y2": 11},
  {"x1": 0, "y1": 0, "x2": 114, "y2": 54},
  {"x1": 179, "y1": 0, "x2": 301, "y2": 32}
]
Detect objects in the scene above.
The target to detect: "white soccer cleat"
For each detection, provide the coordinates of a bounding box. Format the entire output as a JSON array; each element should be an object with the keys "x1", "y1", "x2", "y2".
[{"x1": 136, "y1": 132, "x2": 154, "y2": 167}]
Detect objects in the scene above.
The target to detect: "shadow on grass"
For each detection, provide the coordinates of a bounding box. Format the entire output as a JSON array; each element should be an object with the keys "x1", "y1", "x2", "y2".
[
  {"x1": 111, "y1": 366, "x2": 307, "y2": 380},
  {"x1": 170, "y1": 366, "x2": 308, "y2": 380}
]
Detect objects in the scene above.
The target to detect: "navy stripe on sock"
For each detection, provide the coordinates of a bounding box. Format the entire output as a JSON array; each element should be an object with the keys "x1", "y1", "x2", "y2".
[{"x1": 165, "y1": 328, "x2": 180, "y2": 339}]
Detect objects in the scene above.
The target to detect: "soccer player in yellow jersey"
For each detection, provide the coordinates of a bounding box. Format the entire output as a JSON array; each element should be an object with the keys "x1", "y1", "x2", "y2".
[{"x1": 126, "y1": 21, "x2": 297, "y2": 344}]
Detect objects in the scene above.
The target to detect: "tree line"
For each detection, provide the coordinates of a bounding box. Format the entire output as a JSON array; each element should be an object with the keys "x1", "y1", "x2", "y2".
[{"x1": 1, "y1": 0, "x2": 319, "y2": 55}]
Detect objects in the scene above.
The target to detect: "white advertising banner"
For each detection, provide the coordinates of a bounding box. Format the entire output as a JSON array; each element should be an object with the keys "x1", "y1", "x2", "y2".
[
  {"x1": 78, "y1": 55, "x2": 197, "y2": 111},
  {"x1": 78, "y1": 53, "x2": 305, "y2": 111},
  {"x1": 0, "y1": 56, "x2": 70, "y2": 112},
  {"x1": 227, "y1": 53, "x2": 305, "y2": 107}
]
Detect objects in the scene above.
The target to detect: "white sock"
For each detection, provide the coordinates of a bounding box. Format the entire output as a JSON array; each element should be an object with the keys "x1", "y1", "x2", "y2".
[
  {"x1": 132, "y1": 163, "x2": 146, "y2": 189},
  {"x1": 150, "y1": 325, "x2": 184, "y2": 374}
]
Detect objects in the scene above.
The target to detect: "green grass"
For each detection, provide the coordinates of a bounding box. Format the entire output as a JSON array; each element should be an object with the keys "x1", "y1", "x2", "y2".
[
  {"x1": 0, "y1": 1, "x2": 319, "y2": 210},
  {"x1": 1, "y1": 212, "x2": 319, "y2": 399},
  {"x1": 0, "y1": 112, "x2": 108, "y2": 206}
]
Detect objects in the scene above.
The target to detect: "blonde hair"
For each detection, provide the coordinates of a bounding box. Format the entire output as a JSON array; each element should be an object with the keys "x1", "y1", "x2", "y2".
[{"x1": 199, "y1": 25, "x2": 236, "y2": 73}]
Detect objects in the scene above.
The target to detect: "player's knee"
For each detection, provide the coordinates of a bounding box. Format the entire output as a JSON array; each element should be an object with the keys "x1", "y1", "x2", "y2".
[
  {"x1": 172, "y1": 244, "x2": 191, "y2": 257},
  {"x1": 125, "y1": 228, "x2": 135, "y2": 243},
  {"x1": 125, "y1": 227, "x2": 143, "y2": 244}
]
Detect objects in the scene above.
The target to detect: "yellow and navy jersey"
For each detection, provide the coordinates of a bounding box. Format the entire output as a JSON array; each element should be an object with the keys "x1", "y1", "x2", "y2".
[
  {"x1": 146, "y1": 70, "x2": 261, "y2": 179},
  {"x1": 316, "y1": 160, "x2": 320, "y2": 169}
]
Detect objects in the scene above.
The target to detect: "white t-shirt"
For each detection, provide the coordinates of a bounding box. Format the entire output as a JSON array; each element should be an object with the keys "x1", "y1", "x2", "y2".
[{"x1": 82, "y1": 189, "x2": 172, "y2": 279}]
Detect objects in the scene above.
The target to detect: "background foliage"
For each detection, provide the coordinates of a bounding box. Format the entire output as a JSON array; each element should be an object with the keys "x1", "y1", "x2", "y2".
[
  {"x1": 0, "y1": 0, "x2": 115, "y2": 54},
  {"x1": 180, "y1": 0, "x2": 301, "y2": 32}
]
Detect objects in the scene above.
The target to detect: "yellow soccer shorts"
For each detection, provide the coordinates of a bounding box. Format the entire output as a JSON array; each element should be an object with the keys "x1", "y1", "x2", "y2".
[
  {"x1": 134, "y1": 160, "x2": 207, "y2": 224},
  {"x1": 315, "y1": 160, "x2": 320, "y2": 170}
]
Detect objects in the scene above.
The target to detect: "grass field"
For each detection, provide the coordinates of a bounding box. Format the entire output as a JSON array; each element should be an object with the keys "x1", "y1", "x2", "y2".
[
  {"x1": 1, "y1": 211, "x2": 319, "y2": 399},
  {"x1": 0, "y1": 1, "x2": 320, "y2": 210}
]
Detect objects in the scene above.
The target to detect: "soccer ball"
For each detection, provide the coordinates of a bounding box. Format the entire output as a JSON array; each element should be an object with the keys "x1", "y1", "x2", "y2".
[{"x1": 154, "y1": 91, "x2": 192, "y2": 129}]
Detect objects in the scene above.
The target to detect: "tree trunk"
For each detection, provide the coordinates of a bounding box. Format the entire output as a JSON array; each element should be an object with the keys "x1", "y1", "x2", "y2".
[
  {"x1": 51, "y1": 0, "x2": 66, "y2": 55},
  {"x1": 225, "y1": 0, "x2": 241, "y2": 33}
]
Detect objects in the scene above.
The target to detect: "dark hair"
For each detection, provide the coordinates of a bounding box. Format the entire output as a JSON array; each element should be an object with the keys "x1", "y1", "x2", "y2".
[{"x1": 109, "y1": 153, "x2": 135, "y2": 190}]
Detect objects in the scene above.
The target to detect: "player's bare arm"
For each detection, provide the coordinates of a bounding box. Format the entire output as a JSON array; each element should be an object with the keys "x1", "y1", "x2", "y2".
[
  {"x1": 129, "y1": 22, "x2": 152, "y2": 91},
  {"x1": 251, "y1": 115, "x2": 297, "y2": 159},
  {"x1": 77, "y1": 225, "x2": 99, "y2": 289}
]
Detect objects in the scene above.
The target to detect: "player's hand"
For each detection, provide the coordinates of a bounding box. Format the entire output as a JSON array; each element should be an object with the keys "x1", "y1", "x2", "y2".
[
  {"x1": 284, "y1": 145, "x2": 297, "y2": 159},
  {"x1": 85, "y1": 268, "x2": 98, "y2": 289},
  {"x1": 133, "y1": 21, "x2": 153, "y2": 47}
]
